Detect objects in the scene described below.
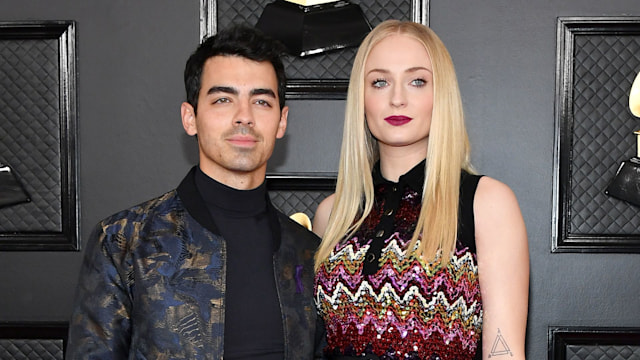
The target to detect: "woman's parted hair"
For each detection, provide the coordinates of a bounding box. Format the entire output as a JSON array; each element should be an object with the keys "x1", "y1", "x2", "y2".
[{"x1": 314, "y1": 20, "x2": 474, "y2": 271}]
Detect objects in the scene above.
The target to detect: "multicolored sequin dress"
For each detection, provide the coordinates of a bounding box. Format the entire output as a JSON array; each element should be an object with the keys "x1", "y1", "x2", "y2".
[{"x1": 314, "y1": 161, "x2": 483, "y2": 360}]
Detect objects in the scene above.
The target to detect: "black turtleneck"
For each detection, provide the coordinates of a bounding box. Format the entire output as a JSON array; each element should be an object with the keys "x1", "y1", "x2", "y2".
[{"x1": 195, "y1": 167, "x2": 283, "y2": 359}]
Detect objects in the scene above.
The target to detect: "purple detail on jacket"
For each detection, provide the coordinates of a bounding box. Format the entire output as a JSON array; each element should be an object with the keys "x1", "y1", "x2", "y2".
[{"x1": 295, "y1": 265, "x2": 304, "y2": 294}]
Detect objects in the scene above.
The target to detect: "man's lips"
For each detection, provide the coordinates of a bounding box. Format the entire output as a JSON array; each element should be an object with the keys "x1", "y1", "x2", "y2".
[
  {"x1": 384, "y1": 115, "x2": 412, "y2": 126},
  {"x1": 227, "y1": 135, "x2": 258, "y2": 147}
]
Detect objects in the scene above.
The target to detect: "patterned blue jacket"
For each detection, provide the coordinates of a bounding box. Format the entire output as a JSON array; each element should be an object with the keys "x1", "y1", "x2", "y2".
[{"x1": 67, "y1": 168, "x2": 323, "y2": 359}]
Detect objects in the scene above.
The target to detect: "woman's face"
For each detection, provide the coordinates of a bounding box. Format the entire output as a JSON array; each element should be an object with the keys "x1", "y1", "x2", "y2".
[{"x1": 364, "y1": 34, "x2": 434, "y2": 156}]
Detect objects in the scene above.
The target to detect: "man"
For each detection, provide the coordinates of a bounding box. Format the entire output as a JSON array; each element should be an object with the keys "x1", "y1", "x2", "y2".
[{"x1": 67, "y1": 26, "x2": 322, "y2": 359}]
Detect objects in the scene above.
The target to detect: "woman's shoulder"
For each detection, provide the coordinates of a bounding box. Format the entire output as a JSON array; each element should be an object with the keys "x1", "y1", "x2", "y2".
[
  {"x1": 475, "y1": 176, "x2": 518, "y2": 205},
  {"x1": 473, "y1": 176, "x2": 527, "y2": 250},
  {"x1": 312, "y1": 193, "x2": 335, "y2": 237}
]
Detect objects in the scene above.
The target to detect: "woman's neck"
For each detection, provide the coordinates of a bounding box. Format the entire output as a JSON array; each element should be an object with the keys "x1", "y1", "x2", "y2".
[{"x1": 378, "y1": 144, "x2": 428, "y2": 182}]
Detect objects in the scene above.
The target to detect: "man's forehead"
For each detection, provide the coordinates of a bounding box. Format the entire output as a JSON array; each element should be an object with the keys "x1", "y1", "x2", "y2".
[
  {"x1": 203, "y1": 55, "x2": 275, "y2": 73},
  {"x1": 200, "y1": 55, "x2": 278, "y2": 90}
]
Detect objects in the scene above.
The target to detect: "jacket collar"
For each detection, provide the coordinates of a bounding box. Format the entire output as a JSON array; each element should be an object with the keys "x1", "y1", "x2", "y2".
[
  {"x1": 177, "y1": 166, "x2": 220, "y2": 234},
  {"x1": 176, "y1": 166, "x2": 281, "y2": 251}
]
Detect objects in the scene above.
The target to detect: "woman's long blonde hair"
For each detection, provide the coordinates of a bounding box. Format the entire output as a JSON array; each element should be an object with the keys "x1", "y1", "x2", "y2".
[{"x1": 314, "y1": 20, "x2": 474, "y2": 271}]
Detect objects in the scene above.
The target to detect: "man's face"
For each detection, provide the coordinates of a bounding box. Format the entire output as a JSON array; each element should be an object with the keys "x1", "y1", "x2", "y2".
[{"x1": 181, "y1": 55, "x2": 288, "y2": 189}]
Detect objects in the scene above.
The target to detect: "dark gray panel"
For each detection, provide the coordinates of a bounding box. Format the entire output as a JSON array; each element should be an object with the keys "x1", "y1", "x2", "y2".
[
  {"x1": 0, "y1": 339, "x2": 63, "y2": 360},
  {"x1": 216, "y1": 0, "x2": 414, "y2": 80},
  {"x1": 0, "y1": 21, "x2": 78, "y2": 250},
  {"x1": 571, "y1": 34, "x2": 640, "y2": 235},
  {"x1": 0, "y1": 38, "x2": 62, "y2": 233},
  {"x1": 553, "y1": 17, "x2": 640, "y2": 252},
  {"x1": 208, "y1": 0, "x2": 427, "y2": 99},
  {"x1": 566, "y1": 344, "x2": 640, "y2": 360},
  {"x1": 268, "y1": 176, "x2": 335, "y2": 218},
  {"x1": 550, "y1": 327, "x2": 640, "y2": 360},
  {"x1": 0, "y1": 323, "x2": 67, "y2": 360}
]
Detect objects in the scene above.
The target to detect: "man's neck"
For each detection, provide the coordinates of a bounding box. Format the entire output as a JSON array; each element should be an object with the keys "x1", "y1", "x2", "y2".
[
  {"x1": 198, "y1": 164, "x2": 267, "y2": 190},
  {"x1": 195, "y1": 167, "x2": 267, "y2": 216}
]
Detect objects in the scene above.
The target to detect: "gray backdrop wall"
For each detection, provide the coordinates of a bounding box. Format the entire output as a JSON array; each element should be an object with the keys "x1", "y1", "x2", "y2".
[{"x1": 1, "y1": 1, "x2": 639, "y2": 359}]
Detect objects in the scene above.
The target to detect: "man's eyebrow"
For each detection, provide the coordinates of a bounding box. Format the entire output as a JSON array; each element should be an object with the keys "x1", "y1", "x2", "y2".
[
  {"x1": 251, "y1": 88, "x2": 276, "y2": 98},
  {"x1": 205, "y1": 86, "x2": 276, "y2": 98},
  {"x1": 206, "y1": 86, "x2": 238, "y2": 96}
]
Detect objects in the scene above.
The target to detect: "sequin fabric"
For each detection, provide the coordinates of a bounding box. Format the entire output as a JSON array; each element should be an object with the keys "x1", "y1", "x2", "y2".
[{"x1": 314, "y1": 172, "x2": 482, "y2": 360}]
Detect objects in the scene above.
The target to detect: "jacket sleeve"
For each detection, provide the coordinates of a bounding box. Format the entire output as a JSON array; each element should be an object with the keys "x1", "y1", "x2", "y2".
[
  {"x1": 314, "y1": 316, "x2": 328, "y2": 359},
  {"x1": 66, "y1": 223, "x2": 133, "y2": 359}
]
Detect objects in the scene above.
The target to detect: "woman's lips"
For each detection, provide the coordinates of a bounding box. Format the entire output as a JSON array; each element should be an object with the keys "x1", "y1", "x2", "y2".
[{"x1": 384, "y1": 115, "x2": 412, "y2": 126}]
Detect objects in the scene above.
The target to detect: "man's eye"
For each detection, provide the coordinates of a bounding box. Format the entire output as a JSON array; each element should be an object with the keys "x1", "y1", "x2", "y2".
[
  {"x1": 255, "y1": 99, "x2": 272, "y2": 107},
  {"x1": 213, "y1": 98, "x2": 230, "y2": 104},
  {"x1": 372, "y1": 79, "x2": 387, "y2": 88}
]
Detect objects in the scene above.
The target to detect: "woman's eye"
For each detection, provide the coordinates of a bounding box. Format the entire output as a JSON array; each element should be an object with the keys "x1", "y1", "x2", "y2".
[
  {"x1": 372, "y1": 79, "x2": 387, "y2": 88},
  {"x1": 411, "y1": 78, "x2": 426, "y2": 87}
]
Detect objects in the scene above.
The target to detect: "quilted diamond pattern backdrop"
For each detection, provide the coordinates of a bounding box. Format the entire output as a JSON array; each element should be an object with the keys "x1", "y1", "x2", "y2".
[
  {"x1": 269, "y1": 189, "x2": 333, "y2": 219},
  {"x1": 550, "y1": 327, "x2": 640, "y2": 360},
  {"x1": 0, "y1": 38, "x2": 62, "y2": 232},
  {"x1": 570, "y1": 34, "x2": 640, "y2": 235},
  {"x1": 217, "y1": 0, "x2": 412, "y2": 80},
  {"x1": 0, "y1": 339, "x2": 63, "y2": 360},
  {"x1": 566, "y1": 344, "x2": 640, "y2": 360}
]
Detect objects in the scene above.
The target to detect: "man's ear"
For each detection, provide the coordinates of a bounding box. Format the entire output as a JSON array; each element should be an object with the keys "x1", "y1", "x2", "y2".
[
  {"x1": 181, "y1": 102, "x2": 197, "y2": 136},
  {"x1": 276, "y1": 106, "x2": 288, "y2": 139}
]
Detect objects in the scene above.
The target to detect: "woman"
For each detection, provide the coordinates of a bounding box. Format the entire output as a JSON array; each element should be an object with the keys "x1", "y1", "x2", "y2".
[{"x1": 313, "y1": 20, "x2": 529, "y2": 360}]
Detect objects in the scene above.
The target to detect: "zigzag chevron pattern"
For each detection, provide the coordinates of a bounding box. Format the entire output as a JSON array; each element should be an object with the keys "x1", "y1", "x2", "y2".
[{"x1": 315, "y1": 236, "x2": 482, "y2": 359}]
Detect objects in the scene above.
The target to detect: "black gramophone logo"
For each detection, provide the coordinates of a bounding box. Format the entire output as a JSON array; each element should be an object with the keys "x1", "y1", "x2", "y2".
[
  {"x1": 605, "y1": 71, "x2": 640, "y2": 207},
  {"x1": 0, "y1": 162, "x2": 30, "y2": 209}
]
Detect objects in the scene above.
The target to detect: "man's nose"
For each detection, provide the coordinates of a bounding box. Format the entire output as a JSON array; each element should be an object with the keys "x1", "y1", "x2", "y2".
[{"x1": 234, "y1": 102, "x2": 254, "y2": 126}]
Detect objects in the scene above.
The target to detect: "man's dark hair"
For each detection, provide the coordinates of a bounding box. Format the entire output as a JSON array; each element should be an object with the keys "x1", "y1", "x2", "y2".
[{"x1": 184, "y1": 25, "x2": 288, "y2": 113}]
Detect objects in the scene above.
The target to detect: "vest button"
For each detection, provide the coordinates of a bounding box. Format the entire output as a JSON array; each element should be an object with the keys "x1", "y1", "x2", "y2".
[{"x1": 367, "y1": 253, "x2": 376, "y2": 263}]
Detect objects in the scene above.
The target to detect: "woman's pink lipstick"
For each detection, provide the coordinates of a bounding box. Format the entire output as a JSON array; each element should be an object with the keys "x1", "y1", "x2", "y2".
[{"x1": 384, "y1": 115, "x2": 412, "y2": 126}]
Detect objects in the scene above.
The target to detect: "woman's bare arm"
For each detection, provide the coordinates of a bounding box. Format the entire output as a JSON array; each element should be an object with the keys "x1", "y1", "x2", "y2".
[{"x1": 474, "y1": 176, "x2": 529, "y2": 360}]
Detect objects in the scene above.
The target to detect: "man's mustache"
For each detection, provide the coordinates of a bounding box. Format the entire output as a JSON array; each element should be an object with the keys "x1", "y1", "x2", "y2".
[{"x1": 223, "y1": 126, "x2": 262, "y2": 141}]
